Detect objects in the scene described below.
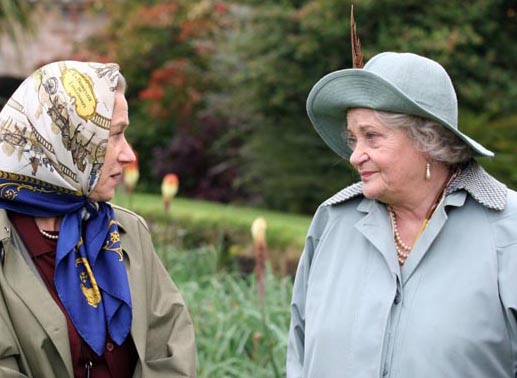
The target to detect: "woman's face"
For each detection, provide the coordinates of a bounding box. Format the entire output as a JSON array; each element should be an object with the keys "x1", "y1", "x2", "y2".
[
  {"x1": 89, "y1": 91, "x2": 136, "y2": 202},
  {"x1": 347, "y1": 108, "x2": 427, "y2": 205}
]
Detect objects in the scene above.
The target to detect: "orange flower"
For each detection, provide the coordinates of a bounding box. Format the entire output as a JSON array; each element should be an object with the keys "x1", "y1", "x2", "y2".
[{"x1": 161, "y1": 173, "x2": 179, "y2": 213}]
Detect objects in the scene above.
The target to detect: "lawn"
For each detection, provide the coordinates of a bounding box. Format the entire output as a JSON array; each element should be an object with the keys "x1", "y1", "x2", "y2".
[
  {"x1": 113, "y1": 192, "x2": 312, "y2": 276},
  {"x1": 113, "y1": 192, "x2": 312, "y2": 250}
]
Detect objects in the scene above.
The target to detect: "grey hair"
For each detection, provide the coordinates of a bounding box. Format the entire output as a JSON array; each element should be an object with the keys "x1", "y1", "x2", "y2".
[{"x1": 373, "y1": 110, "x2": 472, "y2": 165}]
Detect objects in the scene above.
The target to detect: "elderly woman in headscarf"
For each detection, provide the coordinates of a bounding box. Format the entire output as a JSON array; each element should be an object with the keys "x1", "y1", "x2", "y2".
[
  {"x1": 287, "y1": 51, "x2": 517, "y2": 378},
  {"x1": 0, "y1": 61, "x2": 196, "y2": 377}
]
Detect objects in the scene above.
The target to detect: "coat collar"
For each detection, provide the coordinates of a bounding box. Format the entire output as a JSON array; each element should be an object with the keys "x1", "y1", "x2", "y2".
[{"x1": 322, "y1": 160, "x2": 507, "y2": 211}]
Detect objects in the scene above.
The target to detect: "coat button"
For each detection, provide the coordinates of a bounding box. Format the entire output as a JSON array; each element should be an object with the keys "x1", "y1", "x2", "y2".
[
  {"x1": 394, "y1": 292, "x2": 402, "y2": 305},
  {"x1": 106, "y1": 342, "x2": 114, "y2": 352}
]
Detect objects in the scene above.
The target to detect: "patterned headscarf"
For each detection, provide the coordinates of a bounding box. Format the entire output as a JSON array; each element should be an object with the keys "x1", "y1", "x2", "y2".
[{"x1": 0, "y1": 61, "x2": 132, "y2": 355}]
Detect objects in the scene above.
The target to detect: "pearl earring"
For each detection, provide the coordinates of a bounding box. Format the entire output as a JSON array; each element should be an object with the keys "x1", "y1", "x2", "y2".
[{"x1": 425, "y1": 162, "x2": 431, "y2": 180}]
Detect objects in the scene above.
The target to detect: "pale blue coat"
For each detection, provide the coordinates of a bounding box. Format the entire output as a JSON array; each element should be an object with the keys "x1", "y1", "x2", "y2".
[{"x1": 287, "y1": 162, "x2": 517, "y2": 378}]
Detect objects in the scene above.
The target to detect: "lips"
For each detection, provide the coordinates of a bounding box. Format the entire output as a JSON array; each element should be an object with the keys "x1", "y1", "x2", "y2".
[
  {"x1": 359, "y1": 171, "x2": 376, "y2": 181},
  {"x1": 110, "y1": 172, "x2": 122, "y2": 182}
]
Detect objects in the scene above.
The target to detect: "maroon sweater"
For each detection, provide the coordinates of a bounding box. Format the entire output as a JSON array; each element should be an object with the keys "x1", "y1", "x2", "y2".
[{"x1": 8, "y1": 212, "x2": 138, "y2": 378}]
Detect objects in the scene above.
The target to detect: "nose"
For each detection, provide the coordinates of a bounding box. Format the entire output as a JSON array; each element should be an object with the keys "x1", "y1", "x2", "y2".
[
  {"x1": 120, "y1": 138, "x2": 136, "y2": 164},
  {"x1": 349, "y1": 142, "x2": 367, "y2": 168}
]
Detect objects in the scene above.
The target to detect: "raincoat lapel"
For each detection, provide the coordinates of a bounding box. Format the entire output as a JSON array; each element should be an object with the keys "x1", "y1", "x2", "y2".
[
  {"x1": 354, "y1": 199, "x2": 400, "y2": 275},
  {"x1": 1, "y1": 226, "x2": 73, "y2": 377},
  {"x1": 400, "y1": 191, "x2": 467, "y2": 284},
  {"x1": 399, "y1": 205, "x2": 447, "y2": 284}
]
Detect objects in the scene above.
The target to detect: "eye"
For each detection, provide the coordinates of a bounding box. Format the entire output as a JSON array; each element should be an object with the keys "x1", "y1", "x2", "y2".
[
  {"x1": 109, "y1": 129, "x2": 125, "y2": 138},
  {"x1": 366, "y1": 132, "x2": 377, "y2": 140},
  {"x1": 110, "y1": 123, "x2": 128, "y2": 138},
  {"x1": 347, "y1": 135, "x2": 357, "y2": 150}
]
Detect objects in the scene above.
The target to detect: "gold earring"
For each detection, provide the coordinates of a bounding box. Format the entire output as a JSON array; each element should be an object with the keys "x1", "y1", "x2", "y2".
[{"x1": 425, "y1": 162, "x2": 431, "y2": 180}]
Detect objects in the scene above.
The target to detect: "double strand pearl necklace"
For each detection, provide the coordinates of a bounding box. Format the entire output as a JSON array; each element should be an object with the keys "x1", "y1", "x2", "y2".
[
  {"x1": 39, "y1": 229, "x2": 59, "y2": 240},
  {"x1": 387, "y1": 168, "x2": 460, "y2": 266},
  {"x1": 387, "y1": 206, "x2": 411, "y2": 265}
]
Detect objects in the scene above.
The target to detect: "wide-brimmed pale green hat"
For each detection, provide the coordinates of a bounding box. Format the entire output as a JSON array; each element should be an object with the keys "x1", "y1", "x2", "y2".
[{"x1": 306, "y1": 52, "x2": 494, "y2": 159}]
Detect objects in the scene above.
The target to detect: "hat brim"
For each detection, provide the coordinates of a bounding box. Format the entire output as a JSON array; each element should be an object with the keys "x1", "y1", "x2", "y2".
[{"x1": 306, "y1": 69, "x2": 494, "y2": 159}]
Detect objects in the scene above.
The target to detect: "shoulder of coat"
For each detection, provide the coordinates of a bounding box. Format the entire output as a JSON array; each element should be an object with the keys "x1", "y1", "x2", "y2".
[
  {"x1": 109, "y1": 203, "x2": 150, "y2": 233},
  {"x1": 447, "y1": 160, "x2": 507, "y2": 211},
  {"x1": 321, "y1": 182, "x2": 363, "y2": 207}
]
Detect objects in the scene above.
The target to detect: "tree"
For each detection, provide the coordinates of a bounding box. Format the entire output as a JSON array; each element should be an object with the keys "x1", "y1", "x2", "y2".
[
  {"x1": 0, "y1": 0, "x2": 33, "y2": 41},
  {"x1": 77, "y1": 0, "x2": 517, "y2": 212},
  {"x1": 0, "y1": 0, "x2": 34, "y2": 107},
  {"x1": 216, "y1": 0, "x2": 517, "y2": 212},
  {"x1": 75, "y1": 0, "x2": 245, "y2": 201}
]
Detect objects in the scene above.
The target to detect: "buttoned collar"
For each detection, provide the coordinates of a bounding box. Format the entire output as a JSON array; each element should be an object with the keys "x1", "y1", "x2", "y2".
[{"x1": 322, "y1": 160, "x2": 507, "y2": 211}]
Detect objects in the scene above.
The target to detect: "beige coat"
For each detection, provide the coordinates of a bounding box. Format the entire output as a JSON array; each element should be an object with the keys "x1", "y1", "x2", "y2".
[{"x1": 0, "y1": 205, "x2": 196, "y2": 377}]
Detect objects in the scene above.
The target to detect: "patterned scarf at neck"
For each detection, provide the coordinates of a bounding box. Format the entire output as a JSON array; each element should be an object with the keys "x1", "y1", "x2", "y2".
[{"x1": 0, "y1": 61, "x2": 132, "y2": 356}]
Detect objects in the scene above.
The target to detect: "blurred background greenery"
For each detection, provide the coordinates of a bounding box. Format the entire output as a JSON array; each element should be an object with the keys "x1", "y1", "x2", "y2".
[{"x1": 2, "y1": 0, "x2": 516, "y2": 215}]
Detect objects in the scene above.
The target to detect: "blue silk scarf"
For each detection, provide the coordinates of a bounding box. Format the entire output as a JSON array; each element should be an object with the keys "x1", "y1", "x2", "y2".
[{"x1": 0, "y1": 172, "x2": 132, "y2": 355}]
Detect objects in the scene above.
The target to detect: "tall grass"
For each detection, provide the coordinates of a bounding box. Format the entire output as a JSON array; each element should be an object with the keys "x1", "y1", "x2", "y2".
[{"x1": 156, "y1": 244, "x2": 293, "y2": 377}]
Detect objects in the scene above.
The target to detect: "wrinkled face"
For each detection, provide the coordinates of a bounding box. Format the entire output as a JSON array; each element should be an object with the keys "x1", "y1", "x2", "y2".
[
  {"x1": 88, "y1": 91, "x2": 135, "y2": 202},
  {"x1": 347, "y1": 108, "x2": 427, "y2": 205}
]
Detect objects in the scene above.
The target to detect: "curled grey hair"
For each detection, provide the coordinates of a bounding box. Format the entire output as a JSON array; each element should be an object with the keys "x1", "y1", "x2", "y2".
[{"x1": 373, "y1": 110, "x2": 472, "y2": 165}]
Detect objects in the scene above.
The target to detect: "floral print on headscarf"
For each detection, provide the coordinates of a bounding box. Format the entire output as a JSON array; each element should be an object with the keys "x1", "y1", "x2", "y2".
[
  {"x1": 0, "y1": 61, "x2": 118, "y2": 194},
  {"x1": 0, "y1": 61, "x2": 132, "y2": 356}
]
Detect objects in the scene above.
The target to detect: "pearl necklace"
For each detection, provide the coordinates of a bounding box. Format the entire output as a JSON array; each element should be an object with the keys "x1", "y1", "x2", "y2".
[
  {"x1": 39, "y1": 229, "x2": 59, "y2": 240},
  {"x1": 387, "y1": 206, "x2": 411, "y2": 265},
  {"x1": 386, "y1": 169, "x2": 460, "y2": 266}
]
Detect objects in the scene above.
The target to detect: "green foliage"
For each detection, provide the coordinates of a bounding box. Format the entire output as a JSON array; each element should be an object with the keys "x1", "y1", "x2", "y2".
[
  {"x1": 156, "y1": 245, "x2": 292, "y2": 377},
  {"x1": 217, "y1": 1, "x2": 358, "y2": 213},
  {"x1": 77, "y1": 0, "x2": 238, "y2": 200},
  {"x1": 81, "y1": 0, "x2": 517, "y2": 212},
  {"x1": 471, "y1": 114, "x2": 517, "y2": 189},
  {"x1": 0, "y1": 0, "x2": 33, "y2": 40},
  {"x1": 354, "y1": 0, "x2": 517, "y2": 117}
]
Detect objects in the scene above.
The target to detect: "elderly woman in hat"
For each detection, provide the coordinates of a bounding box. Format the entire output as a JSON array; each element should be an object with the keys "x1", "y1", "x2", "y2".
[
  {"x1": 0, "y1": 61, "x2": 195, "y2": 377},
  {"x1": 287, "y1": 51, "x2": 517, "y2": 378}
]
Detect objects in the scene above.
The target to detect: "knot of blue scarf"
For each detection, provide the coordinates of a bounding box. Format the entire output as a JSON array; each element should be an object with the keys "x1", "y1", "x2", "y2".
[{"x1": 0, "y1": 174, "x2": 132, "y2": 356}]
